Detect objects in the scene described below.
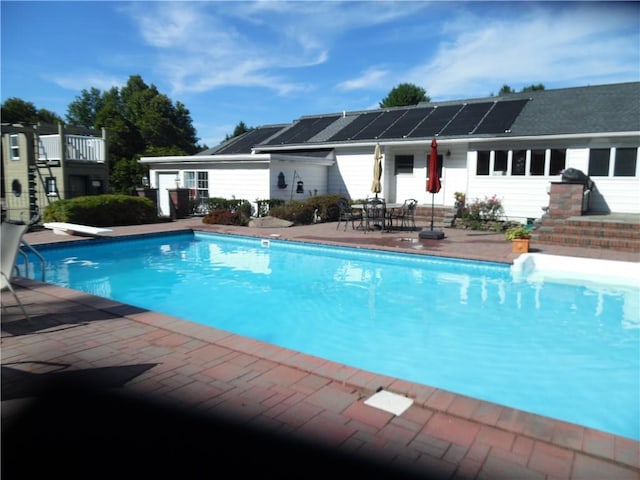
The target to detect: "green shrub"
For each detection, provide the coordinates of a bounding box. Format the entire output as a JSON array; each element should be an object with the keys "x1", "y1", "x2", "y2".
[
  {"x1": 43, "y1": 195, "x2": 159, "y2": 226},
  {"x1": 267, "y1": 194, "x2": 345, "y2": 225},
  {"x1": 459, "y1": 195, "x2": 505, "y2": 230}
]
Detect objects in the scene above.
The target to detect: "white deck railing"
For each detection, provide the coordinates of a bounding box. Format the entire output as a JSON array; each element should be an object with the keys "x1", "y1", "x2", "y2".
[{"x1": 37, "y1": 134, "x2": 106, "y2": 163}]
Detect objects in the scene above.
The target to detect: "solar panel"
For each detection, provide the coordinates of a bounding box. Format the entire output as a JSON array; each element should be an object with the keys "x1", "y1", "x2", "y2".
[
  {"x1": 473, "y1": 99, "x2": 529, "y2": 134},
  {"x1": 215, "y1": 126, "x2": 285, "y2": 154},
  {"x1": 327, "y1": 112, "x2": 383, "y2": 141},
  {"x1": 350, "y1": 109, "x2": 408, "y2": 140},
  {"x1": 439, "y1": 102, "x2": 494, "y2": 136},
  {"x1": 378, "y1": 108, "x2": 434, "y2": 139},
  {"x1": 407, "y1": 105, "x2": 464, "y2": 138},
  {"x1": 265, "y1": 115, "x2": 340, "y2": 145}
]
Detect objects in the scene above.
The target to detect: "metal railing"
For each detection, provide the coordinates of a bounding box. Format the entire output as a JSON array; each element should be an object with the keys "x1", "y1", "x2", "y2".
[{"x1": 17, "y1": 239, "x2": 46, "y2": 282}]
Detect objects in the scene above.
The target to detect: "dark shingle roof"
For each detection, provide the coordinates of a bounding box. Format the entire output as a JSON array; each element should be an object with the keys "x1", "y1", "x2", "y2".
[
  {"x1": 508, "y1": 82, "x2": 640, "y2": 135},
  {"x1": 205, "y1": 82, "x2": 640, "y2": 155}
]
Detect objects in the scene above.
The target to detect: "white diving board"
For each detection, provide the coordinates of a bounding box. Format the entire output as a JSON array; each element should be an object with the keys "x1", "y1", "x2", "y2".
[{"x1": 43, "y1": 222, "x2": 113, "y2": 237}]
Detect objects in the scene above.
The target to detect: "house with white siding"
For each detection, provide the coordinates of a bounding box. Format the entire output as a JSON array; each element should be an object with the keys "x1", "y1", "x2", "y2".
[{"x1": 140, "y1": 81, "x2": 640, "y2": 223}]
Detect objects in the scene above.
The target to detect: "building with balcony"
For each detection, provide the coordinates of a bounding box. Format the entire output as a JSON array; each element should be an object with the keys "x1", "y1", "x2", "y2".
[{"x1": 1, "y1": 122, "x2": 109, "y2": 223}]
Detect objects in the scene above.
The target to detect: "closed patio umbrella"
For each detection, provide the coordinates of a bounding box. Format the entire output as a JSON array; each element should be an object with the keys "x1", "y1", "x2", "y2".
[
  {"x1": 371, "y1": 143, "x2": 382, "y2": 198},
  {"x1": 420, "y1": 138, "x2": 445, "y2": 239}
]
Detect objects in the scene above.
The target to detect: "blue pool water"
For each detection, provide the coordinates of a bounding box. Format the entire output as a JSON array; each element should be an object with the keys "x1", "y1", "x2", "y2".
[{"x1": 23, "y1": 231, "x2": 640, "y2": 440}]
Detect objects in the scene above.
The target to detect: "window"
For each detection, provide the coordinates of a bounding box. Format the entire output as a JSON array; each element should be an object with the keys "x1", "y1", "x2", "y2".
[
  {"x1": 530, "y1": 150, "x2": 545, "y2": 175},
  {"x1": 395, "y1": 155, "x2": 414, "y2": 174},
  {"x1": 511, "y1": 150, "x2": 526, "y2": 176},
  {"x1": 184, "y1": 171, "x2": 209, "y2": 199},
  {"x1": 476, "y1": 151, "x2": 490, "y2": 175},
  {"x1": 588, "y1": 149, "x2": 610, "y2": 176},
  {"x1": 613, "y1": 148, "x2": 637, "y2": 176},
  {"x1": 46, "y1": 177, "x2": 57, "y2": 196},
  {"x1": 9, "y1": 134, "x2": 19, "y2": 160},
  {"x1": 549, "y1": 149, "x2": 566, "y2": 175},
  {"x1": 493, "y1": 151, "x2": 508, "y2": 174}
]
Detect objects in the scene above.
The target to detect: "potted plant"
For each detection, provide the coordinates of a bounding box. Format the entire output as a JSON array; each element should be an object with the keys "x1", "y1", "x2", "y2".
[{"x1": 505, "y1": 225, "x2": 531, "y2": 253}]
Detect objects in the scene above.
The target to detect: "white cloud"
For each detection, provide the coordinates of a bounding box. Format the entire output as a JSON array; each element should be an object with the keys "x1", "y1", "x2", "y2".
[
  {"x1": 51, "y1": 72, "x2": 126, "y2": 92},
  {"x1": 337, "y1": 68, "x2": 390, "y2": 91},
  {"x1": 405, "y1": 3, "x2": 640, "y2": 99}
]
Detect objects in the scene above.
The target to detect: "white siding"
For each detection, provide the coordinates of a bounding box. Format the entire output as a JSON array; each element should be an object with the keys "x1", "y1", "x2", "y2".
[
  {"x1": 270, "y1": 162, "x2": 328, "y2": 202},
  {"x1": 208, "y1": 165, "x2": 269, "y2": 201}
]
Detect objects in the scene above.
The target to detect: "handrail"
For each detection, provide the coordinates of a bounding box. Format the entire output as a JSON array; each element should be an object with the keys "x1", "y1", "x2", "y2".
[{"x1": 18, "y1": 239, "x2": 46, "y2": 282}]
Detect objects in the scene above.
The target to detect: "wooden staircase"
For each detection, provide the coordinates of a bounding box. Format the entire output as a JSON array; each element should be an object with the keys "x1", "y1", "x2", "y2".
[{"x1": 531, "y1": 214, "x2": 640, "y2": 253}]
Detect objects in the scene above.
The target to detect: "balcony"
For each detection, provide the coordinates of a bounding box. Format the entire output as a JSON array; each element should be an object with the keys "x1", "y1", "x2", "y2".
[{"x1": 37, "y1": 134, "x2": 106, "y2": 164}]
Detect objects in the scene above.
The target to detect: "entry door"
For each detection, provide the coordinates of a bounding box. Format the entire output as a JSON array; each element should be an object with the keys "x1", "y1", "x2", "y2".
[{"x1": 157, "y1": 173, "x2": 177, "y2": 216}]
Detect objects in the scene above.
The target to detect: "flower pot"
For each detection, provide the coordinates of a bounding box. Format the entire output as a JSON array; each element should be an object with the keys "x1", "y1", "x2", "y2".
[{"x1": 512, "y1": 238, "x2": 529, "y2": 253}]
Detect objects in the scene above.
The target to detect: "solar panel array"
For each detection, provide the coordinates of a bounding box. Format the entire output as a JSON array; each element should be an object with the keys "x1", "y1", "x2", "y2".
[
  {"x1": 407, "y1": 105, "x2": 464, "y2": 138},
  {"x1": 348, "y1": 109, "x2": 408, "y2": 140},
  {"x1": 215, "y1": 126, "x2": 285, "y2": 154},
  {"x1": 265, "y1": 115, "x2": 341, "y2": 145},
  {"x1": 473, "y1": 99, "x2": 529, "y2": 134},
  {"x1": 377, "y1": 108, "x2": 433, "y2": 139},
  {"x1": 327, "y1": 112, "x2": 384, "y2": 142},
  {"x1": 439, "y1": 102, "x2": 494, "y2": 136},
  {"x1": 217, "y1": 99, "x2": 530, "y2": 152}
]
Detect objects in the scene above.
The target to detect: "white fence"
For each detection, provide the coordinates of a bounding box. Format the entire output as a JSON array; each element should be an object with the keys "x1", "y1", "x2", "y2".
[{"x1": 38, "y1": 134, "x2": 106, "y2": 163}]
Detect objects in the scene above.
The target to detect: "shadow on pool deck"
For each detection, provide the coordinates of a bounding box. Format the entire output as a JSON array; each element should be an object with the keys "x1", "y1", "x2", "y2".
[{"x1": 2, "y1": 217, "x2": 639, "y2": 479}]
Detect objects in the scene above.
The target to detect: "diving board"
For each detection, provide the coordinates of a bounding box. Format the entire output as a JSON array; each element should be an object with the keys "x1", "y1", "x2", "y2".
[{"x1": 43, "y1": 222, "x2": 113, "y2": 237}]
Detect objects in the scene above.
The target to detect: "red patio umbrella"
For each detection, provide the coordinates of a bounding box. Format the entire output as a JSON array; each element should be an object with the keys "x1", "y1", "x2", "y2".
[
  {"x1": 427, "y1": 138, "x2": 441, "y2": 194},
  {"x1": 420, "y1": 137, "x2": 445, "y2": 239}
]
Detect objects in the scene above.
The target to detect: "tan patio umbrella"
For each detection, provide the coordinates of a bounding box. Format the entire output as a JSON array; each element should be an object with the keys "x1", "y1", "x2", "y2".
[{"x1": 371, "y1": 143, "x2": 382, "y2": 198}]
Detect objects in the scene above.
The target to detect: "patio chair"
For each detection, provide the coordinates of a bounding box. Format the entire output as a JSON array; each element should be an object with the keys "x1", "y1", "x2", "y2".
[
  {"x1": 1, "y1": 222, "x2": 31, "y2": 321},
  {"x1": 404, "y1": 199, "x2": 418, "y2": 230},
  {"x1": 336, "y1": 198, "x2": 362, "y2": 231}
]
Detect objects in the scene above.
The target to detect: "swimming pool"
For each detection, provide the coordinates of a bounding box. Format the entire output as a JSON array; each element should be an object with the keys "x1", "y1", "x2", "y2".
[{"x1": 23, "y1": 231, "x2": 640, "y2": 440}]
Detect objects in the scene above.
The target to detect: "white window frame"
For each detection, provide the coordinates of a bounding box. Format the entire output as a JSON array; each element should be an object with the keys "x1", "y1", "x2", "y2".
[
  {"x1": 9, "y1": 134, "x2": 20, "y2": 160},
  {"x1": 46, "y1": 177, "x2": 57, "y2": 196},
  {"x1": 184, "y1": 171, "x2": 209, "y2": 199}
]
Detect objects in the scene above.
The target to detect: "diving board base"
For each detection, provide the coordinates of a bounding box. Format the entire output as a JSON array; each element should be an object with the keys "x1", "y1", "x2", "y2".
[{"x1": 43, "y1": 222, "x2": 113, "y2": 237}]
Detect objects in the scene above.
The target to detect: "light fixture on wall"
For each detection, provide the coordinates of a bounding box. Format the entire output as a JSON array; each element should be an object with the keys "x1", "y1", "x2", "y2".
[
  {"x1": 446, "y1": 149, "x2": 451, "y2": 157},
  {"x1": 277, "y1": 172, "x2": 287, "y2": 189},
  {"x1": 290, "y1": 170, "x2": 304, "y2": 200}
]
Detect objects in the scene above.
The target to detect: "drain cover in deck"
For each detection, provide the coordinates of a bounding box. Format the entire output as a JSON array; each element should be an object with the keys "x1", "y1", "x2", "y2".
[{"x1": 364, "y1": 390, "x2": 413, "y2": 416}]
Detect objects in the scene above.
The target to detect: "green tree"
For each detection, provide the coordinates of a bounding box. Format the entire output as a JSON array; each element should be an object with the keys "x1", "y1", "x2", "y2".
[
  {"x1": 497, "y1": 83, "x2": 545, "y2": 96},
  {"x1": 498, "y1": 84, "x2": 515, "y2": 96},
  {"x1": 1, "y1": 97, "x2": 62, "y2": 124},
  {"x1": 224, "y1": 121, "x2": 252, "y2": 141},
  {"x1": 522, "y1": 83, "x2": 545, "y2": 92},
  {"x1": 65, "y1": 74, "x2": 200, "y2": 192},
  {"x1": 66, "y1": 87, "x2": 104, "y2": 128},
  {"x1": 379, "y1": 83, "x2": 429, "y2": 108}
]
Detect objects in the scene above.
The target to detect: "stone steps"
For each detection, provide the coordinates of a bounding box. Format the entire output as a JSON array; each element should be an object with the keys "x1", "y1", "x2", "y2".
[{"x1": 532, "y1": 217, "x2": 640, "y2": 253}]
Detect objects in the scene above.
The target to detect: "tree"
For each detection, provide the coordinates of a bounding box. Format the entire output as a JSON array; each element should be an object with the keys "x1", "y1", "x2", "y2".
[
  {"x1": 65, "y1": 74, "x2": 200, "y2": 192},
  {"x1": 522, "y1": 83, "x2": 545, "y2": 92},
  {"x1": 379, "y1": 83, "x2": 429, "y2": 108},
  {"x1": 66, "y1": 87, "x2": 105, "y2": 128},
  {"x1": 497, "y1": 83, "x2": 545, "y2": 96},
  {"x1": 1, "y1": 97, "x2": 62, "y2": 124},
  {"x1": 498, "y1": 85, "x2": 516, "y2": 96},
  {"x1": 224, "y1": 121, "x2": 252, "y2": 141}
]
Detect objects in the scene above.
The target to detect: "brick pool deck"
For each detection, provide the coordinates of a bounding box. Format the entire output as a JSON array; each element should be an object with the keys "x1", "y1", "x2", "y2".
[{"x1": 2, "y1": 218, "x2": 639, "y2": 479}]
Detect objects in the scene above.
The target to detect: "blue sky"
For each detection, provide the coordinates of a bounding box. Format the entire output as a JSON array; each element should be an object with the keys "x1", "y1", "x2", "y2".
[{"x1": 2, "y1": 1, "x2": 639, "y2": 147}]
